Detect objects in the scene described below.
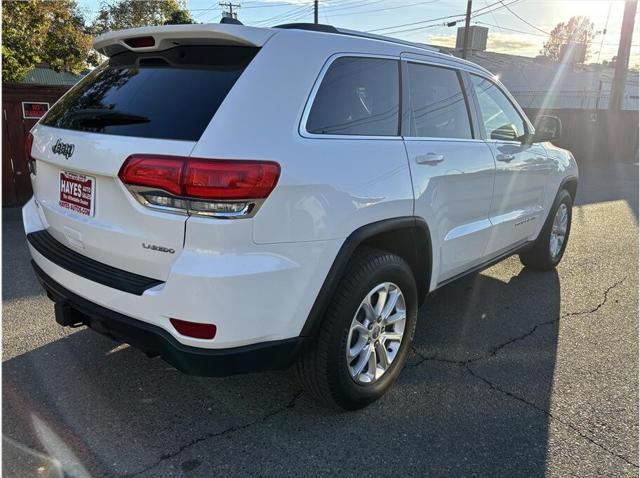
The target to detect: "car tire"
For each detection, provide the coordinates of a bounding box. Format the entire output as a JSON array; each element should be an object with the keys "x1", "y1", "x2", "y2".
[
  {"x1": 294, "y1": 248, "x2": 418, "y2": 410},
  {"x1": 519, "y1": 189, "x2": 573, "y2": 270}
]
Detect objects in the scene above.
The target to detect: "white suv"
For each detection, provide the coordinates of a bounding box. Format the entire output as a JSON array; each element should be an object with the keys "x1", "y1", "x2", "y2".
[{"x1": 23, "y1": 22, "x2": 578, "y2": 409}]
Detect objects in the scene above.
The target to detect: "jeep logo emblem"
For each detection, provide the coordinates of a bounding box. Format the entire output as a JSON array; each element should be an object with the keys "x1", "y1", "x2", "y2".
[{"x1": 52, "y1": 139, "x2": 75, "y2": 159}]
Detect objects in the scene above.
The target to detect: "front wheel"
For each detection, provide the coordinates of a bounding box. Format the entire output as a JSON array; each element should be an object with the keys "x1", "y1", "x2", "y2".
[
  {"x1": 294, "y1": 249, "x2": 418, "y2": 410},
  {"x1": 519, "y1": 189, "x2": 573, "y2": 270}
]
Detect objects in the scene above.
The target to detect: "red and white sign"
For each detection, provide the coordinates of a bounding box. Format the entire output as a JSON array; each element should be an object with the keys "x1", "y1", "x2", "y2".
[
  {"x1": 22, "y1": 102, "x2": 49, "y2": 119},
  {"x1": 59, "y1": 171, "x2": 95, "y2": 216}
]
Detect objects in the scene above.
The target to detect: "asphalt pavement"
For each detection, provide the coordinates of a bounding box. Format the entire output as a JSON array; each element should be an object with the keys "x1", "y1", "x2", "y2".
[{"x1": 2, "y1": 160, "x2": 638, "y2": 477}]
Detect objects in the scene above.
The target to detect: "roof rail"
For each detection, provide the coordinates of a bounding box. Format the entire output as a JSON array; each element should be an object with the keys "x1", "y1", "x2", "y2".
[
  {"x1": 220, "y1": 17, "x2": 243, "y2": 25},
  {"x1": 272, "y1": 23, "x2": 449, "y2": 56},
  {"x1": 274, "y1": 23, "x2": 339, "y2": 33},
  {"x1": 336, "y1": 28, "x2": 443, "y2": 53}
]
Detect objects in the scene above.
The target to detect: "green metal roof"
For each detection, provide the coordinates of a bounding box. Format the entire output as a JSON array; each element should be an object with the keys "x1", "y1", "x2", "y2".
[{"x1": 20, "y1": 67, "x2": 86, "y2": 86}]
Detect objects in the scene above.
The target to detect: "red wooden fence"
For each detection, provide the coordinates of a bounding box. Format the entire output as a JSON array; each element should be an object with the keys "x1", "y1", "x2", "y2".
[{"x1": 3, "y1": 83, "x2": 70, "y2": 206}]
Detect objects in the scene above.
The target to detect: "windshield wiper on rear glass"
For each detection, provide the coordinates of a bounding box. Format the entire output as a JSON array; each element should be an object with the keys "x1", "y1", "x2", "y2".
[{"x1": 67, "y1": 108, "x2": 150, "y2": 127}]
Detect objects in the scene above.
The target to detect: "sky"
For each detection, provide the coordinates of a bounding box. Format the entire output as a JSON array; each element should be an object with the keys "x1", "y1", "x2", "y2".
[{"x1": 75, "y1": 0, "x2": 640, "y2": 67}]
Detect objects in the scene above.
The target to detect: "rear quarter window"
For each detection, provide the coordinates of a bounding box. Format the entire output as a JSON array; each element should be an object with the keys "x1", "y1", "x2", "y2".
[
  {"x1": 306, "y1": 56, "x2": 400, "y2": 137},
  {"x1": 41, "y1": 45, "x2": 258, "y2": 141}
]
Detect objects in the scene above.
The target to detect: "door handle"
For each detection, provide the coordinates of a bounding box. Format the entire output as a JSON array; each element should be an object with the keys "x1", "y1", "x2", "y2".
[
  {"x1": 496, "y1": 153, "x2": 516, "y2": 162},
  {"x1": 416, "y1": 153, "x2": 445, "y2": 165}
]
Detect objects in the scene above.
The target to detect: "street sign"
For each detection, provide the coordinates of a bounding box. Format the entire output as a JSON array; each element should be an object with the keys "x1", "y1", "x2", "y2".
[{"x1": 22, "y1": 102, "x2": 49, "y2": 119}]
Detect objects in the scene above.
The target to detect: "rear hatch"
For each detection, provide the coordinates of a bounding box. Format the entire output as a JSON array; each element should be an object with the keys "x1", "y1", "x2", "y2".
[{"x1": 29, "y1": 29, "x2": 266, "y2": 281}]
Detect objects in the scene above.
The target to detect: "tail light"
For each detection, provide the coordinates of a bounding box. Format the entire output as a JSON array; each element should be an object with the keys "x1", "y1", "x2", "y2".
[
  {"x1": 124, "y1": 36, "x2": 155, "y2": 48},
  {"x1": 170, "y1": 318, "x2": 216, "y2": 340},
  {"x1": 118, "y1": 155, "x2": 280, "y2": 218},
  {"x1": 25, "y1": 133, "x2": 36, "y2": 175}
]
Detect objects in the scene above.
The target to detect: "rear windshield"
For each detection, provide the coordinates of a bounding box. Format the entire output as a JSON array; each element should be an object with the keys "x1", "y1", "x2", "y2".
[{"x1": 41, "y1": 45, "x2": 258, "y2": 141}]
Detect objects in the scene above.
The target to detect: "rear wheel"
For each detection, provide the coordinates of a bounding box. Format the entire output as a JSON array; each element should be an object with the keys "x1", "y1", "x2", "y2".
[
  {"x1": 294, "y1": 249, "x2": 417, "y2": 410},
  {"x1": 519, "y1": 189, "x2": 573, "y2": 270}
]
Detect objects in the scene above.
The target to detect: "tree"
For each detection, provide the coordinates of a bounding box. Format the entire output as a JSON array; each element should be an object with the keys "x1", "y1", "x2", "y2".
[
  {"x1": 2, "y1": 1, "x2": 94, "y2": 82},
  {"x1": 91, "y1": 0, "x2": 194, "y2": 34},
  {"x1": 42, "y1": 3, "x2": 96, "y2": 73},
  {"x1": 540, "y1": 16, "x2": 595, "y2": 62},
  {"x1": 165, "y1": 9, "x2": 196, "y2": 25}
]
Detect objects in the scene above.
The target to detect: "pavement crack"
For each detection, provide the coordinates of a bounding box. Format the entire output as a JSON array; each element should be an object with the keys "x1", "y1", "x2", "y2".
[
  {"x1": 407, "y1": 346, "x2": 464, "y2": 367},
  {"x1": 409, "y1": 277, "x2": 627, "y2": 368},
  {"x1": 124, "y1": 389, "x2": 304, "y2": 477},
  {"x1": 476, "y1": 276, "x2": 627, "y2": 364},
  {"x1": 128, "y1": 277, "x2": 628, "y2": 476},
  {"x1": 562, "y1": 276, "x2": 627, "y2": 318},
  {"x1": 407, "y1": 278, "x2": 636, "y2": 467},
  {"x1": 464, "y1": 364, "x2": 639, "y2": 468}
]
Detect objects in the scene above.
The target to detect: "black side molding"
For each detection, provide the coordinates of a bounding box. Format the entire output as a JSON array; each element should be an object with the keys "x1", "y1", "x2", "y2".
[
  {"x1": 436, "y1": 240, "x2": 532, "y2": 288},
  {"x1": 559, "y1": 175, "x2": 578, "y2": 200},
  {"x1": 300, "y1": 216, "x2": 432, "y2": 338},
  {"x1": 27, "y1": 230, "x2": 163, "y2": 295}
]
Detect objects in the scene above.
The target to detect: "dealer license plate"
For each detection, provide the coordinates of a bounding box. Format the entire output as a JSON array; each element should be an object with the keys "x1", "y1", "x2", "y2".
[{"x1": 59, "y1": 171, "x2": 95, "y2": 216}]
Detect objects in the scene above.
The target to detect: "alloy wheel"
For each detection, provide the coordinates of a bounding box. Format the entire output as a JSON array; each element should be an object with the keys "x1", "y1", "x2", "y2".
[
  {"x1": 549, "y1": 203, "x2": 568, "y2": 259},
  {"x1": 346, "y1": 282, "x2": 407, "y2": 384}
]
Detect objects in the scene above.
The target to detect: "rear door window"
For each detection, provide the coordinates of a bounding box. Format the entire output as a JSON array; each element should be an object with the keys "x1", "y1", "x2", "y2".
[
  {"x1": 41, "y1": 45, "x2": 258, "y2": 141},
  {"x1": 306, "y1": 56, "x2": 400, "y2": 136},
  {"x1": 406, "y1": 62, "x2": 473, "y2": 139}
]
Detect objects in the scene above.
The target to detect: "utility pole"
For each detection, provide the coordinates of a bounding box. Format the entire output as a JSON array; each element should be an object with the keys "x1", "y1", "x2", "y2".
[
  {"x1": 610, "y1": 0, "x2": 637, "y2": 110},
  {"x1": 314, "y1": 0, "x2": 319, "y2": 24},
  {"x1": 219, "y1": 2, "x2": 240, "y2": 20},
  {"x1": 461, "y1": 0, "x2": 473, "y2": 60}
]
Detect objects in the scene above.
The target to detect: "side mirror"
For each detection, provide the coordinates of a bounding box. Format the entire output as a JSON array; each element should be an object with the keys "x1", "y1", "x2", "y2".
[
  {"x1": 533, "y1": 115, "x2": 561, "y2": 142},
  {"x1": 490, "y1": 123, "x2": 519, "y2": 141}
]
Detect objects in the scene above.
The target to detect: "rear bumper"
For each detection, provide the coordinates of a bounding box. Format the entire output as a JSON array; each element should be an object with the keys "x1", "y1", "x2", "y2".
[
  {"x1": 33, "y1": 261, "x2": 308, "y2": 376},
  {"x1": 23, "y1": 197, "x2": 341, "y2": 349}
]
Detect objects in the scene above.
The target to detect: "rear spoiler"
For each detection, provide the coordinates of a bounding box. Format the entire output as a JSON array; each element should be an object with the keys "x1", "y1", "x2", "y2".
[{"x1": 93, "y1": 24, "x2": 275, "y2": 57}]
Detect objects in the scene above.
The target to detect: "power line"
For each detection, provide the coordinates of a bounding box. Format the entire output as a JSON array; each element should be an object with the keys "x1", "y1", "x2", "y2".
[
  {"x1": 323, "y1": 0, "x2": 387, "y2": 13},
  {"x1": 486, "y1": 0, "x2": 504, "y2": 34},
  {"x1": 192, "y1": 8, "x2": 220, "y2": 21},
  {"x1": 494, "y1": 0, "x2": 629, "y2": 50},
  {"x1": 498, "y1": 0, "x2": 549, "y2": 35},
  {"x1": 325, "y1": 0, "x2": 439, "y2": 19},
  {"x1": 271, "y1": 5, "x2": 313, "y2": 24},
  {"x1": 284, "y1": 7, "x2": 314, "y2": 24},
  {"x1": 253, "y1": 4, "x2": 306, "y2": 25},
  {"x1": 253, "y1": 4, "x2": 311, "y2": 26},
  {"x1": 191, "y1": 2, "x2": 299, "y2": 10},
  {"x1": 474, "y1": 20, "x2": 640, "y2": 48},
  {"x1": 367, "y1": 13, "x2": 465, "y2": 33},
  {"x1": 244, "y1": 2, "x2": 298, "y2": 8},
  {"x1": 290, "y1": 7, "x2": 316, "y2": 24},
  {"x1": 384, "y1": 23, "x2": 444, "y2": 37},
  {"x1": 473, "y1": 21, "x2": 546, "y2": 37},
  {"x1": 366, "y1": 0, "x2": 520, "y2": 34},
  {"x1": 468, "y1": 0, "x2": 523, "y2": 22}
]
